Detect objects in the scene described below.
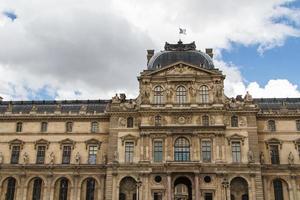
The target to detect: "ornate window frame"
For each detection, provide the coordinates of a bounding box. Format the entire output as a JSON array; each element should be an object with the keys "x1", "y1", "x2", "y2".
[
  {"x1": 59, "y1": 138, "x2": 76, "y2": 149},
  {"x1": 226, "y1": 134, "x2": 246, "y2": 145},
  {"x1": 9, "y1": 139, "x2": 24, "y2": 149},
  {"x1": 34, "y1": 139, "x2": 50, "y2": 149},
  {"x1": 85, "y1": 138, "x2": 102, "y2": 149},
  {"x1": 120, "y1": 134, "x2": 138, "y2": 146},
  {"x1": 265, "y1": 138, "x2": 282, "y2": 149}
]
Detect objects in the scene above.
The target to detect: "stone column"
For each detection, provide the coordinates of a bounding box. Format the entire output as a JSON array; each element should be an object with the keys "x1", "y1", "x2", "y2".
[
  {"x1": 167, "y1": 174, "x2": 172, "y2": 200},
  {"x1": 250, "y1": 174, "x2": 256, "y2": 200},
  {"x1": 194, "y1": 173, "x2": 200, "y2": 200}
]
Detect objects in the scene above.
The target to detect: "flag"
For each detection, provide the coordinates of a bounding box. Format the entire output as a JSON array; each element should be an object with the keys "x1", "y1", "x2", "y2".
[{"x1": 179, "y1": 28, "x2": 186, "y2": 35}]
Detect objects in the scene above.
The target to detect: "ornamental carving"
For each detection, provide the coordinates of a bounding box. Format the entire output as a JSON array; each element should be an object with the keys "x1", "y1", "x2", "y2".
[
  {"x1": 118, "y1": 117, "x2": 126, "y2": 127},
  {"x1": 226, "y1": 134, "x2": 246, "y2": 145}
]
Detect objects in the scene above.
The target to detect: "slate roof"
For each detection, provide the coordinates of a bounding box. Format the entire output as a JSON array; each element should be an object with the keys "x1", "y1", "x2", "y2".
[
  {"x1": 254, "y1": 98, "x2": 300, "y2": 110},
  {"x1": 0, "y1": 100, "x2": 110, "y2": 114}
]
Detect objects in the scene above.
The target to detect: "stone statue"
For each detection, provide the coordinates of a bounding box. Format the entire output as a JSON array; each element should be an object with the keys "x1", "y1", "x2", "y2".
[
  {"x1": 0, "y1": 152, "x2": 3, "y2": 164},
  {"x1": 165, "y1": 85, "x2": 174, "y2": 102},
  {"x1": 288, "y1": 152, "x2": 294, "y2": 165},
  {"x1": 23, "y1": 152, "x2": 29, "y2": 164},
  {"x1": 114, "y1": 151, "x2": 119, "y2": 161},
  {"x1": 259, "y1": 152, "x2": 265, "y2": 164},
  {"x1": 244, "y1": 91, "x2": 253, "y2": 102},
  {"x1": 141, "y1": 84, "x2": 151, "y2": 104},
  {"x1": 49, "y1": 152, "x2": 55, "y2": 165},
  {"x1": 112, "y1": 93, "x2": 120, "y2": 103},
  {"x1": 75, "y1": 152, "x2": 81, "y2": 164},
  {"x1": 189, "y1": 84, "x2": 197, "y2": 97},
  {"x1": 247, "y1": 150, "x2": 254, "y2": 163}
]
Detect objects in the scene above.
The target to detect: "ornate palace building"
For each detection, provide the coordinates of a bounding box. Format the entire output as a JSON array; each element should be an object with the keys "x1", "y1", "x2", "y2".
[{"x1": 0, "y1": 41, "x2": 299, "y2": 200}]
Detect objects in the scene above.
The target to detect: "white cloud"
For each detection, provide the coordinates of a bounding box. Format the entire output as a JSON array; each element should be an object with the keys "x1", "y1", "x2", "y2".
[{"x1": 0, "y1": 0, "x2": 299, "y2": 100}]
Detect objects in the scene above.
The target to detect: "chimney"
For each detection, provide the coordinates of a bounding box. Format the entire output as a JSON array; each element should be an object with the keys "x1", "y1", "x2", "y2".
[
  {"x1": 205, "y1": 48, "x2": 213, "y2": 58},
  {"x1": 147, "y1": 50, "x2": 155, "y2": 64}
]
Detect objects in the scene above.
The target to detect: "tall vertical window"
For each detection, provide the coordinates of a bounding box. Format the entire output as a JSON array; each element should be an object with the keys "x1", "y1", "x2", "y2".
[
  {"x1": 41, "y1": 122, "x2": 48, "y2": 132},
  {"x1": 231, "y1": 116, "x2": 238, "y2": 127},
  {"x1": 174, "y1": 137, "x2": 190, "y2": 161},
  {"x1": 59, "y1": 178, "x2": 69, "y2": 200},
  {"x1": 273, "y1": 179, "x2": 284, "y2": 200},
  {"x1": 125, "y1": 142, "x2": 134, "y2": 163},
  {"x1": 153, "y1": 141, "x2": 163, "y2": 162},
  {"x1": 202, "y1": 115, "x2": 209, "y2": 126},
  {"x1": 270, "y1": 145, "x2": 280, "y2": 164},
  {"x1": 155, "y1": 115, "x2": 161, "y2": 126},
  {"x1": 62, "y1": 146, "x2": 71, "y2": 164},
  {"x1": 32, "y1": 178, "x2": 43, "y2": 200},
  {"x1": 16, "y1": 122, "x2": 23, "y2": 132},
  {"x1": 88, "y1": 146, "x2": 98, "y2": 164},
  {"x1": 66, "y1": 122, "x2": 73, "y2": 132},
  {"x1": 91, "y1": 122, "x2": 99, "y2": 133},
  {"x1": 176, "y1": 86, "x2": 187, "y2": 104},
  {"x1": 6, "y1": 177, "x2": 16, "y2": 200},
  {"x1": 154, "y1": 86, "x2": 164, "y2": 104},
  {"x1": 10, "y1": 146, "x2": 20, "y2": 164},
  {"x1": 127, "y1": 117, "x2": 134, "y2": 128},
  {"x1": 296, "y1": 120, "x2": 300, "y2": 131},
  {"x1": 231, "y1": 142, "x2": 241, "y2": 163},
  {"x1": 202, "y1": 140, "x2": 212, "y2": 162},
  {"x1": 36, "y1": 146, "x2": 46, "y2": 164},
  {"x1": 268, "y1": 120, "x2": 276, "y2": 132},
  {"x1": 86, "y1": 178, "x2": 96, "y2": 200},
  {"x1": 199, "y1": 85, "x2": 209, "y2": 103}
]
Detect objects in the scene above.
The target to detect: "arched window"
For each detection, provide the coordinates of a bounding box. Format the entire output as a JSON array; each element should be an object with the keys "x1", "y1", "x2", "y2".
[
  {"x1": 176, "y1": 86, "x2": 187, "y2": 105},
  {"x1": 6, "y1": 177, "x2": 16, "y2": 200},
  {"x1": 154, "y1": 86, "x2": 164, "y2": 105},
  {"x1": 59, "y1": 178, "x2": 69, "y2": 200},
  {"x1": 16, "y1": 122, "x2": 22, "y2": 132},
  {"x1": 231, "y1": 116, "x2": 238, "y2": 127},
  {"x1": 202, "y1": 115, "x2": 209, "y2": 126},
  {"x1": 155, "y1": 115, "x2": 161, "y2": 126},
  {"x1": 199, "y1": 85, "x2": 209, "y2": 103},
  {"x1": 268, "y1": 120, "x2": 276, "y2": 132},
  {"x1": 91, "y1": 122, "x2": 99, "y2": 133},
  {"x1": 273, "y1": 179, "x2": 284, "y2": 200},
  {"x1": 127, "y1": 117, "x2": 134, "y2": 128},
  {"x1": 32, "y1": 178, "x2": 43, "y2": 200},
  {"x1": 86, "y1": 178, "x2": 96, "y2": 200},
  {"x1": 174, "y1": 137, "x2": 190, "y2": 161}
]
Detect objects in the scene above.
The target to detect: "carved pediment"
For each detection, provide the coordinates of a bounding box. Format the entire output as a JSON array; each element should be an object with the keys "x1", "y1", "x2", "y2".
[
  {"x1": 147, "y1": 62, "x2": 217, "y2": 77},
  {"x1": 59, "y1": 138, "x2": 76, "y2": 149},
  {"x1": 120, "y1": 134, "x2": 138, "y2": 145},
  {"x1": 9, "y1": 139, "x2": 24, "y2": 149},
  {"x1": 34, "y1": 139, "x2": 50, "y2": 149},
  {"x1": 85, "y1": 138, "x2": 102, "y2": 149},
  {"x1": 226, "y1": 134, "x2": 246, "y2": 145},
  {"x1": 265, "y1": 138, "x2": 283, "y2": 149}
]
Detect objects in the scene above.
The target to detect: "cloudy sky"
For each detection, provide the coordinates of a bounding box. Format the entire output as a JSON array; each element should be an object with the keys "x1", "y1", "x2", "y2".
[{"x1": 0, "y1": 0, "x2": 300, "y2": 100}]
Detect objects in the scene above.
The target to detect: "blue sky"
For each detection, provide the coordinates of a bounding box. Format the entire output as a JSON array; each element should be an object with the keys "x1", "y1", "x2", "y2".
[{"x1": 0, "y1": 0, "x2": 300, "y2": 100}]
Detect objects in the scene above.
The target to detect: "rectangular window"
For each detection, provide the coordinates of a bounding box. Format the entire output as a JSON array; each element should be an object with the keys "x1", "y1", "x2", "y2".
[
  {"x1": 153, "y1": 192, "x2": 162, "y2": 200},
  {"x1": 204, "y1": 193, "x2": 213, "y2": 200},
  {"x1": 36, "y1": 146, "x2": 46, "y2": 164},
  {"x1": 202, "y1": 140, "x2": 212, "y2": 162},
  {"x1": 232, "y1": 142, "x2": 241, "y2": 163},
  {"x1": 41, "y1": 122, "x2": 48, "y2": 132},
  {"x1": 270, "y1": 145, "x2": 280, "y2": 164},
  {"x1": 125, "y1": 142, "x2": 134, "y2": 163},
  {"x1": 66, "y1": 122, "x2": 73, "y2": 132},
  {"x1": 91, "y1": 122, "x2": 99, "y2": 133},
  {"x1": 62, "y1": 146, "x2": 72, "y2": 164},
  {"x1": 16, "y1": 122, "x2": 22, "y2": 132},
  {"x1": 153, "y1": 141, "x2": 163, "y2": 162},
  {"x1": 88, "y1": 146, "x2": 98, "y2": 164},
  {"x1": 10, "y1": 146, "x2": 20, "y2": 164}
]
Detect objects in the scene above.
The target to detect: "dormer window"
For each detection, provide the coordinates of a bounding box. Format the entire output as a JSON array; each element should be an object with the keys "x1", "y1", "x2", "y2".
[
  {"x1": 268, "y1": 120, "x2": 276, "y2": 132},
  {"x1": 154, "y1": 86, "x2": 164, "y2": 105},
  {"x1": 176, "y1": 86, "x2": 187, "y2": 105},
  {"x1": 16, "y1": 122, "x2": 23, "y2": 133},
  {"x1": 199, "y1": 85, "x2": 209, "y2": 103}
]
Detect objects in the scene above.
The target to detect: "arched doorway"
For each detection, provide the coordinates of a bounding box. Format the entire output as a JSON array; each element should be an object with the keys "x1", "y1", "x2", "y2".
[
  {"x1": 81, "y1": 177, "x2": 98, "y2": 200},
  {"x1": 119, "y1": 177, "x2": 137, "y2": 200},
  {"x1": 27, "y1": 177, "x2": 44, "y2": 200},
  {"x1": 174, "y1": 177, "x2": 192, "y2": 200},
  {"x1": 53, "y1": 177, "x2": 71, "y2": 200},
  {"x1": 230, "y1": 177, "x2": 249, "y2": 200},
  {"x1": 271, "y1": 178, "x2": 290, "y2": 200}
]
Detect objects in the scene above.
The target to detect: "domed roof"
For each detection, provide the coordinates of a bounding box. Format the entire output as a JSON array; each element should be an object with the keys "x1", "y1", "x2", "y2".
[{"x1": 147, "y1": 41, "x2": 214, "y2": 70}]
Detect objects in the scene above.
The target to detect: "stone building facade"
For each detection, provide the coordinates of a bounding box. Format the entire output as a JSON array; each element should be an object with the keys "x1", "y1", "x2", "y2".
[{"x1": 0, "y1": 41, "x2": 299, "y2": 200}]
